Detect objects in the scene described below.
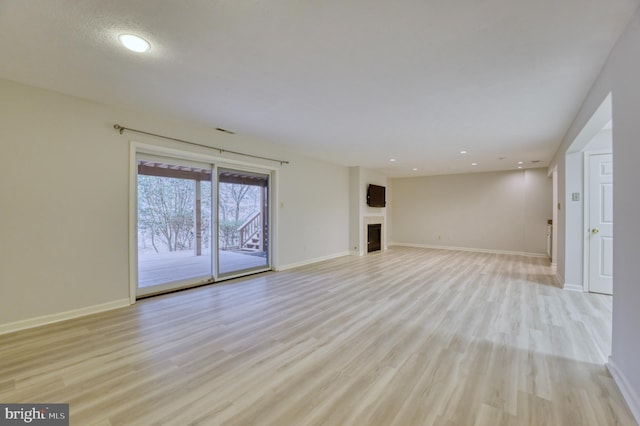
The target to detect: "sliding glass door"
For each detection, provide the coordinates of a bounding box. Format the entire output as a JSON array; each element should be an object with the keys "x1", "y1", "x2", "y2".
[
  {"x1": 135, "y1": 155, "x2": 271, "y2": 297},
  {"x1": 136, "y1": 156, "x2": 214, "y2": 296},
  {"x1": 217, "y1": 168, "x2": 269, "y2": 277}
]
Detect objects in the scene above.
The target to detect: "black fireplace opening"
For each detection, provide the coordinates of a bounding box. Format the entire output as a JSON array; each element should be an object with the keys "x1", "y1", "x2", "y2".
[{"x1": 367, "y1": 224, "x2": 382, "y2": 253}]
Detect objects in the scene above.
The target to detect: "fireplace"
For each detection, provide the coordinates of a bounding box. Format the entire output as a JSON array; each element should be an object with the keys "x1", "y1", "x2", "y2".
[{"x1": 367, "y1": 223, "x2": 382, "y2": 253}]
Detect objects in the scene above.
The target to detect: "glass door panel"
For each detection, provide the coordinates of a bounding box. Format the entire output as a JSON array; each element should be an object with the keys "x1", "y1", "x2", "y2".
[
  {"x1": 217, "y1": 168, "x2": 270, "y2": 277},
  {"x1": 137, "y1": 157, "x2": 213, "y2": 296}
]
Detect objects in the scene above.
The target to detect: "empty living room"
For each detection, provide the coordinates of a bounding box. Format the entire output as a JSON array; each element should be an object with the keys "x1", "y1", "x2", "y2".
[{"x1": 1, "y1": 1, "x2": 640, "y2": 425}]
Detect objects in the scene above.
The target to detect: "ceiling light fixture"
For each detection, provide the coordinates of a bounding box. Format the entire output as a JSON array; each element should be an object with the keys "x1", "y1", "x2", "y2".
[
  {"x1": 390, "y1": 158, "x2": 396, "y2": 162},
  {"x1": 518, "y1": 161, "x2": 523, "y2": 165},
  {"x1": 460, "y1": 150, "x2": 467, "y2": 154},
  {"x1": 518, "y1": 166, "x2": 523, "y2": 169},
  {"x1": 471, "y1": 163, "x2": 477, "y2": 166},
  {"x1": 412, "y1": 168, "x2": 418, "y2": 171},
  {"x1": 119, "y1": 34, "x2": 151, "y2": 53}
]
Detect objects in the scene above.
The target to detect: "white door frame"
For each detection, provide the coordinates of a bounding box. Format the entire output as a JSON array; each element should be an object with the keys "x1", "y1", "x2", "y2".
[
  {"x1": 551, "y1": 164, "x2": 558, "y2": 269},
  {"x1": 582, "y1": 149, "x2": 613, "y2": 292}
]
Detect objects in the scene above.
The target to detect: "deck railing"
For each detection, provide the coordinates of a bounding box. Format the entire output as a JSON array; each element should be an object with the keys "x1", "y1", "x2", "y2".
[{"x1": 239, "y1": 211, "x2": 261, "y2": 250}]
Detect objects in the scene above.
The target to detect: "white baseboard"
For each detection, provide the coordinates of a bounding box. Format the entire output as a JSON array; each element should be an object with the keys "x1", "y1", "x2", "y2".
[
  {"x1": 607, "y1": 358, "x2": 640, "y2": 425},
  {"x1": 552, "y1": 271, "x2": 563, "y2": 287},
  {"x1": 389, "y1": 242, "x2": 548, "y2": 258},
  {"x1": 0, "y1": 298, "x2": 131, "y2": 335},
  {"x1": 276, "y1": 251, "x2": 350, "y2": 271},
  {"x1": 563, "y1": 283, "x2": 584, "y2": 292}
]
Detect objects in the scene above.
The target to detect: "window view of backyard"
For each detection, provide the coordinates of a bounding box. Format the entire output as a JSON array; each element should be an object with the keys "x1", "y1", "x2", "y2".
[{"x1": 137, "y1": 161, "x2": 268, "y2": 289}]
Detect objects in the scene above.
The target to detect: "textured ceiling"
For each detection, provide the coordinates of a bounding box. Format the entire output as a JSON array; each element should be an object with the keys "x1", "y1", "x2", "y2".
[{"x1": 0, "y1": 0, "x2": 637, "y2": 176}]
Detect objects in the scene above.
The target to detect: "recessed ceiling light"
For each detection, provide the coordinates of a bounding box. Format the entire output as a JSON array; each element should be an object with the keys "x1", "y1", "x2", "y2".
[
  {"x1": 518, "y1": 166, "x2": 523, "y2": 169},
  {"x1": 471, "y1": 163, "x2": 477, "y2": 166},
  {"x1": 119, "y1": 34, "x2": 151, "y2": 53},
  {"x1": 517, "y1": 161, "x2": 523, "y2": 165},
  {"x1": 412, "y1": 168, "x2": 418, "y2": 171},
  {"x1": 460, "y1": 150, "x2": 467, "y2": 154},
  {"x1": 389, "y1": 158, "x2": 396, "y2": 162}
]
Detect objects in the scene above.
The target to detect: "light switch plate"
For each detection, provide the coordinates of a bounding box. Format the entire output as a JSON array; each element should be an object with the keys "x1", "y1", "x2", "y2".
[{"x1": 572, "y1": 192, "x2": 580, "y2": 201}]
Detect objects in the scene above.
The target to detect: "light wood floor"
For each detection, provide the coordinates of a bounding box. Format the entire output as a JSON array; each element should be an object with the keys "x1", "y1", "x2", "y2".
[{"x1": 0, "y1": 247, "x2": 635, "y2": 425}]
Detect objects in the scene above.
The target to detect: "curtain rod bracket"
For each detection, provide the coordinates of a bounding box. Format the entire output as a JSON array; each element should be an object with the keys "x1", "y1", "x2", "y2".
[
  {"x1": 113, "y1": 123, "x2": 289, "y2": 165},
  {"x1": 114, "y1": 124, "x2": 125, "y2": 135}
]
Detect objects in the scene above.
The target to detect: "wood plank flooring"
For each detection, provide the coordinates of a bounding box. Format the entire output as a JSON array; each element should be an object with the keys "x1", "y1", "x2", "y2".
[{"x1": 0, "y1": 247, "x2": 635, "y2": 425}]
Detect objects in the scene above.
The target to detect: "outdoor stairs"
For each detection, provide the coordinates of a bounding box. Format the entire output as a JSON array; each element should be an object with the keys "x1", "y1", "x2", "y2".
[
  {"x1": 242, "y1": 236, "x2": 261, "y2": 251},
  {"x1": 239, "y1": 211, "x2": 263, "y2": 252}
]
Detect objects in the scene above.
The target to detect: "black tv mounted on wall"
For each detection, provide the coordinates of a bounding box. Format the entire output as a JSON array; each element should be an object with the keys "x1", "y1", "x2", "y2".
[{"x1": 367, "y1": 184, "x2": 386, "y2": 207}]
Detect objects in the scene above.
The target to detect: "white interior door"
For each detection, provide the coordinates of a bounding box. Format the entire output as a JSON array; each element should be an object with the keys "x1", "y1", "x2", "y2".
[{"x1": 588, "y1": 153, "x2": 613, "y2": 295}]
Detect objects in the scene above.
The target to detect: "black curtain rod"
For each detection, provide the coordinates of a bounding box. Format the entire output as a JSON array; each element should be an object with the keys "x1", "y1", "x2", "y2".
[{"x1": 113, "y1": 124, "x2": 290, "y2": 165}]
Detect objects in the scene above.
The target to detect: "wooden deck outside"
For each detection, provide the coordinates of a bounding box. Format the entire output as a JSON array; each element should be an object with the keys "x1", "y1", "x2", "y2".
[{"x1": 138, "y1": 249, "x2": 267, "y2": 287}]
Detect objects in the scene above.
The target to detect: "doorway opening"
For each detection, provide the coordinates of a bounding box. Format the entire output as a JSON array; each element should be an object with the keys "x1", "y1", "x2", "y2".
[{"x1": 564, "y1": 94, "x2": 613, "y2": 295}]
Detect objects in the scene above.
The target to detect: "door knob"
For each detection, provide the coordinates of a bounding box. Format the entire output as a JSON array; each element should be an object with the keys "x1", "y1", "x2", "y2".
[{"x1": 592, "y1": 228, "x2": 600, "y2": 234}]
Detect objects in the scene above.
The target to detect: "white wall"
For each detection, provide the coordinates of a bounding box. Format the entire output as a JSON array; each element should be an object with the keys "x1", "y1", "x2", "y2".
[
  {"x1": 563, "y1": 151, "x2": 584, "y2": 288},
  {"x1": 391, "y1": 169, "x2": 552, "y2": 255},
  {"x1": 348, "y1": 167, "x2": 361, "y2": 254},
  {"x1": 609, "y1": 11, "x2": 640, "y2": 422},
  {"x1": 548, "y1": 7, "x2": 640, "y2": 422},
  {"x1": 0, "y1": 78, "x2": 349, "y2": 329},
  {"x1": 277, "y1": 155, "x2": 350, "y2": 265}
]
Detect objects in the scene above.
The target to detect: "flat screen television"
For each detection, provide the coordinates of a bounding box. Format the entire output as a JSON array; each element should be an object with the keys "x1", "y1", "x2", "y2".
[{"x1": 367, "y1": 184, "x2": 386, "y2": 207}]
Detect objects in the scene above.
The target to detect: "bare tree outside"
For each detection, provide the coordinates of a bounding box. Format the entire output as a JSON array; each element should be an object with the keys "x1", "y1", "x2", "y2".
[
  {"x1": 218, "y1": 183, "x2": 260, "y2": 250},
  {"x1": 137, "y1": 176, "x2": 260, "y2": 253},
  {"x1": 138, "y1": 175, "x2": 196, "y2": 253}
]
